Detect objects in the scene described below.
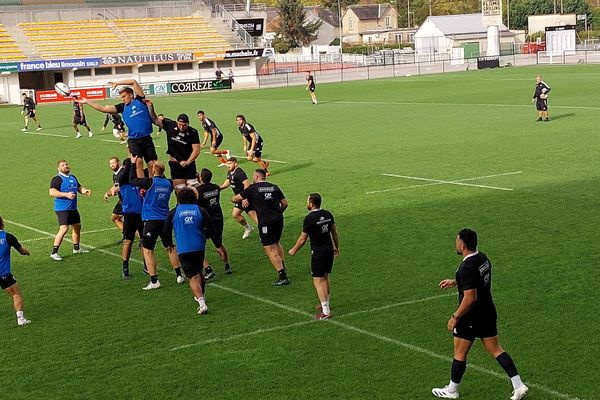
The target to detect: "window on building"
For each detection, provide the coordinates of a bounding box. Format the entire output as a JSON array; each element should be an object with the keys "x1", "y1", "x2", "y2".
[
  {"x1": 94, "y1": 67, "x2": 112, "y2": 76},
  {"x1": 386, "y1": 15, "x2": 391, "y2": 27},
  {"x1": 408, "y1": 33, "x2": 414, "y2": 43},
  {"x1": 177, "y1": 63, "x2": 193, "y2": 71},
  {"x1": 157, "y1": 64, "x2": 174, "y2": 72},
  {"x1": 74, "y1": 69, "x2": 91, "y2": 77},
  {"x1": 235, "y1": 59, "x2": 250, "y2": 67},
  {"x1": 396, "y1": 33, "x2": 403, "y2": 43},
  {"x1": 115, "y1": 66, "x2": 132, "y2": 75},
  {"x1": 138, "y1": 64, "x2": 155, "y2": 73},
  {"x1": 349, "y1": 17, "x2": 353, "y2": 31},
  {"x1": 199, "y1": 62, "x2": 213, "y2": 71}
]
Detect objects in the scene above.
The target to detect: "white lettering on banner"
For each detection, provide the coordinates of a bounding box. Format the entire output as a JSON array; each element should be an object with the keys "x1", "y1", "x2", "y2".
[
  {"x1": 101, "y1": 53, "x2": 193, "y2": 66},
  {"x1": 170, "y1": 81, "x2": 213, "y2": 93}
]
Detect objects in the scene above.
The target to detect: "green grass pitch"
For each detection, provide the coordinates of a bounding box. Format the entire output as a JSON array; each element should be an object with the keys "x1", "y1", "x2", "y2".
[{"x1": 0, "y1": 64, "x2": 597, "y2": 399}]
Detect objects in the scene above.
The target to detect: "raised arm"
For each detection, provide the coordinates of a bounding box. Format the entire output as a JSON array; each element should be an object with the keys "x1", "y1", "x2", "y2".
[
  {"x1": 76, "y1": 98, "x2": 118, "y2": 114},
  {"x1": 110, "y1": 79, "x2": 145, "y2": 98}
]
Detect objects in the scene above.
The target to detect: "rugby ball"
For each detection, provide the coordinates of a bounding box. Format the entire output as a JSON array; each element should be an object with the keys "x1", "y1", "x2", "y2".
[{"x1": 55, "y1": 82, "x2": 71, "y2": 97}]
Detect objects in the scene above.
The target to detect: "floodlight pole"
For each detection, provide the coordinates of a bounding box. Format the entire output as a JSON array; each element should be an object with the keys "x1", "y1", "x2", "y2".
[
  {"x1": 407, "y1": 0, "x2": 411, "y2": 27},
  {"x1": 338, "y1": 0, "x2": 343, "y2": 57},
  {"x1": 506, "y1": 0, "x2": 510, "y2": 30}
]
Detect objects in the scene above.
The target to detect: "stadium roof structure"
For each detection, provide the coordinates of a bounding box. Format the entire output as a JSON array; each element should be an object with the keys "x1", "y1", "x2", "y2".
[{"x1": 425, "y1": 13, "x2": 510, "y2": 35}]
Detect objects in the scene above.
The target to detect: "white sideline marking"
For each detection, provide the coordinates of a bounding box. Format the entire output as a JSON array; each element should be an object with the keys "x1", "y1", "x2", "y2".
[
  {"x1": 367, "y1": 171, "x2": 522, "y2": 194},
  {"x1": 4, "y1": 219, "x2": 582, "y2": 400},
  {"x1": 20, "y1": 227, "x2": 118, "y2": 243},
  {"x1": 203, "y1": 151, "x2": 288, "y2": 164},
  {"x1": 338, "y1": 293, "x2": 454, "y2": 319},
  {"x1": 25, "y1": 132, "x2": 69, "y2": 138}
]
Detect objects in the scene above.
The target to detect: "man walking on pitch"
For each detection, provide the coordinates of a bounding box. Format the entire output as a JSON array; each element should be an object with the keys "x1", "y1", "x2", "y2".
[
  {"x1": 236, "y1": 115, "x2": 270, "y2": 175},
  {"x1": 288, "y1": 193, "x2": 339, "y2": 319},
  {"x1": 71, "y1": 95, "x2": 93, "y2": 138},
  {"x1": 532, "y1": 75, "x2": 551, "y2": 122},
  {"x1": 164, "y1": 188, "x2": 215, "y2": 315},
  {"x1": 0, "y1": 216, "x2": 32, "y2": 326},
  {"x1": 220, "y1": 157, "x2": 256, "y2": 239},
  {"x1": 432, "y1": 229, "x2": 528, "y2": 400},
  {"x1": 20, "y1": 92, "x2": 42, "y2": 132},
  {"x1": 197, "y1": 110, "x2": 230, "y2": 167},
  {"x1": 49, "y1": 160, "x2": 91, "y2": 261},
  {"x1": 305, "y1": 71, "x2": 317, "y2": 105},
  {"x1": 232, "y1": 169, "x2": 289, "y2": 285}
]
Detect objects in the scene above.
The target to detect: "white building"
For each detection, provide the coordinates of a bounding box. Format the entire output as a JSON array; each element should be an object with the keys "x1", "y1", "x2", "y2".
[{"x1": 414, "y1": 13, "x2": 517, "y2": 58}]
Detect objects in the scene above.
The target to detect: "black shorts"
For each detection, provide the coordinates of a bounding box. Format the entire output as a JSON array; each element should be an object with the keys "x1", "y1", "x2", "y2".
[
  {"x1": 310, "y1": 250, "x2": 334, "y2": 278},
  {"x1": 250, "y1": 141, "x2": 263, "y2": 158},
  {"x1": 211, "y1": 134, "x2": 223, "y2": 149},
  {"x1": 209, "y1": 217, "x2": 224, "y2": 248},
  {"x1": 178, "y1": 250, "x2": 205, "y2": 279},
  {"x1": 536, "y1": 99, "x2": 548, "y2": 111},
  {"x1": 233, "y1": 201, "x2": 252, "y2": 213},
  {"x1": 73, "y1": 114, "x2": 87, "y2": 125},
  {"x1": 123, "y1": 213, "x2": 144, "y2": 241},
  {"x1": 453, "y1": 317, "x2": 498, "y2": 342},
  {"x1": 128, "y1": 136, "x2": 158, "y2": 163},
  {"x1": 26, "y1": 109, "x2": 36, "y2": 118},
  {"x1": 169, "y1": 161, "x2": 197, "y2": 180},
  {"x1": 309, "y1": 86, "x2": 316, "y2": 93},
  {"x1": 0, "y1": 273, "x2": 17, "y2": 290},
  {"x1": 141, "y1": 219, "x2": 169, "y2": 250},
  {"x1": 258, "y1": 220, "x2": 283, "y2": 246},
  {"x1": 56, "y1": 210, "x2": 81, "y2": 226},
  {"x1": 113, "y1": 200, "x2": 123, "y2": 215}
]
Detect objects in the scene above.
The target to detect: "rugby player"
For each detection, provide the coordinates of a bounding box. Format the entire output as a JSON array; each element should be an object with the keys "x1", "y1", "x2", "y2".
[
  {"x1": 236, "y1": 115, "x2": 270, "y2": 175},
  {"x1": 219, "y1": 157, "x2": 256, "y2": 239},
  {"x1": 197, "y1": 111, "x2": 230, "y2": 167},
  {"x1": 71, "y1": 95, "x2": 93, "y2": 139},
  {"x1": 20, "y1": 92, "x2": 42, "y2": 132}
]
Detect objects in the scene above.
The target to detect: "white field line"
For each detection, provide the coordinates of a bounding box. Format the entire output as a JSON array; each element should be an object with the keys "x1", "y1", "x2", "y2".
[
  {"x1": 23, "y1": 133, "x2": 162, "y2": 148},
  {"x1": 367, "y1": 171, "x2": 523, "y2": 195},
  {"x1": 20, "y1": 227, "x2": 117, "y2": 243},
  {"x1": 203, "y1": 151, "x2": 288, "y2": 164},
  {"x1": 337, "y1": 293, "x2": 454, "y2": 319},
  {"x1": 25, "y1": 132, "x2": 69, "y2": 138},
  {"x1": 4, "y1": 219, "x2": 583, "y2": 400}
]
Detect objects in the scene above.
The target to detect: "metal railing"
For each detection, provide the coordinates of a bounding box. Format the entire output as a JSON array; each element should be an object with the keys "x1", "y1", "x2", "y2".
[{"x1": 214, "y1": 4, "x2": 253, "y2": 49}]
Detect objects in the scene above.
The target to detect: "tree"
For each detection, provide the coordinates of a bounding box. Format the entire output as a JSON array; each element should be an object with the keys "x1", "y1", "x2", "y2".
[{"x1": 273, "y1": 0, "x2": 323, "y2": 52}]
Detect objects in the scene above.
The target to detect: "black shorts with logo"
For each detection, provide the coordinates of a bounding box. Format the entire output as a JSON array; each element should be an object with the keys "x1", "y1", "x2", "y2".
[
  {"x1": 141, "y1": 220, "x2": 169, "y2": 250},
  {"x1": 73, "y1": 114, "x2": 87, "y2": 126},
  {"x1": 250, "y1": 141, "x2": 264, "y2": 158},
  {"x1": 536, "y1": 99, "x2": 548, "y2": 111},
  {"x1": 26, "y1": 109, "x2": 36, "y2": 118},
  {"x1": 211, "y1": 134, "x2": 223, "y2": 149},
  {"x1": 128, "y1": 136, "x2": 158, "y2": 163},
  {"x1": 123, "y1": 213, "x2": 144, "y2": 241},
  {"x1": 0, "y1": 273, "x2": 17, "y2": 290},
  {"x1": 169, "y1": 160, "x2": 197, "y2": 180},
  {"x1": 178, "y1": 250, "x2": 205, "y2": 279},
  {"x1": 310, "y1": 250, "x2": 334, "y2": 278},
  {"x1": 258, "y1": 220, "x2": 283, "y2": 246},
  {"x1": 56, "y1": 210, "x2": 81, "y2": 226},
  {"x1": 453, "y1": 316, "x2": 498, "y2": 342},
  {"x1": 309, "y1": 85, "x2": 316, "y2": 93},
  {"x1": 113, "y1": 200, "x2": 123, "y2": 215}
]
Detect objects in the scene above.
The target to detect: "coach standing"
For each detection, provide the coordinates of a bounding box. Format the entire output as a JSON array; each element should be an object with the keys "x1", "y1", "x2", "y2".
[
  {"x1": 288, "y1": 193, "x2": 339, "y2": 319},
  {"x1": 431, "y1": 229, "x2": 528, "y2": 400},
  {"x1": 49, "y1": 160, "x2": 91, "y2": 261},
  {"x1": 232, "y1": 169, "x2": 289, "y2": 286},
  {"x1": 532, "y1": 74, "x2": 551, "y2": 122}
]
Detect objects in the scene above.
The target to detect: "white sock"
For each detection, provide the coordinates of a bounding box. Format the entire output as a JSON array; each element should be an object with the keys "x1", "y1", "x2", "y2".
[
  {"x1": 16, "y1": 311, "x2": 24, "y2": 318},
  {"x1": 448, "y1": 380, "x2": 459, "y2": 393},
  {"x1": 321, "y1": 301, "x2": 330, "y2": 315},
  {"x1": 76, "y1": 131, "x2": 80, "y2": 135},
  {"x1": 244, "y1": 224, "x2": 252, "y2": 230},
  {"x1": 511, "y1": 375, "x2": 523, "y2": 390},
  {"x1": 197, "y1": 296, "x2": 206, "y2": 308}
]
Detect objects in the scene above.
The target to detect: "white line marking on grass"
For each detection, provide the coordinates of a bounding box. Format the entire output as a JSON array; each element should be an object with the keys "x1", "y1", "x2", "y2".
[
  {"x1": 338, "y1": 293, "x2": 454, "y2": 319},
  {"x1": 4, "y1": 219, "x2": 583, "y2": 400},
  {"x1": 203, "y1": 151, "x2": 288, "y2": 164},
  {"x1": 26, "y1": 132, "x2": 69, "y2": 138},
  {"x1": 367, "y1": 171, "x2": 522, "y2": 194},
  {"x1": 20, "y1": 227, "x2": 116, "y2": 243}
]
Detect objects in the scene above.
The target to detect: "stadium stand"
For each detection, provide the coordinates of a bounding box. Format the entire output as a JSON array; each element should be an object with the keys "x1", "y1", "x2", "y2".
[
  {"x1": 0, "y1": 24, "x2": 27, "y2": 61},
  {"x1": 17, "y1": 16, "x2": 231, "y2": 58}
]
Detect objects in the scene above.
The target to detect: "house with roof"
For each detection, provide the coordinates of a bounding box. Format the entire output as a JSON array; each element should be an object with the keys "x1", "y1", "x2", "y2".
[
  {"x1": 342, "y1": 4, "x2": 400, "y2": 44},
  {"x1": 305, "y1": 6, "x2": 340, "y2": 46},
  {"x1": 414, "y1": 13, "x2": 520, "y2": 58}
]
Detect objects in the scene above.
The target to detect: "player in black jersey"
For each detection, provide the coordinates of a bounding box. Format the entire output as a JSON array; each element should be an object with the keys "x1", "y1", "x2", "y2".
[
  {"x1": 432, "y1": 229, "x2": 528, "y2": 400},
  {"x1": 101, "y1": 113, "x2": 126, "y2": 143},
  {"x1": 233, "y1": 169, "x2": 289, "y2": 286},
  {"x1": 532, "y1": 75, "x2": 551, "y2": 122},
  {"x1": 197, "y1": 111, "x2": 230, "y2": 167},
  {"x1": 103, "y1": 157, "x2": 124, "y2": 238},
  {"x1": 219, "y1": 157, "x2": 257, "y2": 239},
  {"x1": 305, "y1": 71, "x2": 317, "y2": 105},
  {"x1": 71, "y1": 95, "x2": 93, "y2": 139},
  {"x1": 236, "y1": 115, "x2": 270, "y2": 175},
  {"x1": 194, "y1": 168, "x2": 231, "y2": 278},
  {"x1": 289, "y1": 193, "x2": 339, "y2": 318},
  {"x1": 20, "y1": 93, "x2": 42, "y2": 132}
]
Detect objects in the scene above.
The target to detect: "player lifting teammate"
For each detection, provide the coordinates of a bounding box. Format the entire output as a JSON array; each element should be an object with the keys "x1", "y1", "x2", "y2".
[
  {"x1": 236, "y1": 114, "x2": 270, "y2": 175},
  {"x1": 197, "y1": 110, "x2": 230, "y2": 167},
  {"x1": 20, "y1": 92, "x2": 42, "y2": 132}
]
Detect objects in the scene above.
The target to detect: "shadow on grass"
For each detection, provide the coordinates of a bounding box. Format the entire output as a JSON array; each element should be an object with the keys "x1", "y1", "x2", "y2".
[
  {"x1": 550, "y1": 113, "x2": 575, "y2": 121},
  {"x1": 270, "y1": 162, "x2": 314, "y2": 176}
]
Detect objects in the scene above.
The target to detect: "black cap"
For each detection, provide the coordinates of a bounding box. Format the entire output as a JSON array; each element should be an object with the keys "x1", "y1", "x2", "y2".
[{"x1": 177, "y1": 114, "x2": 189, "y2": 123}]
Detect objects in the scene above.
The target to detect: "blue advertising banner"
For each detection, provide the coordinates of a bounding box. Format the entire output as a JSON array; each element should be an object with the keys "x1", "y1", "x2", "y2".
[{"x1": 18, "y1": 58, "x2": 102, "y2": 72}]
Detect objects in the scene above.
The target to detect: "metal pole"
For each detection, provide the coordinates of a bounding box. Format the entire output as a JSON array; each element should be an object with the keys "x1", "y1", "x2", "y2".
[
  {"x1": 429, "y1": 0, "x2": 432, "y2": 16},
  {"x1": 507, "y1": 0, "x2": 510, "y2": 30},
  {"x1": 407, "y1": 0, "x2": 410, "y2": 28},
  {"x1": 338, "y1": 0, "x2": 343, "y2": 56}
]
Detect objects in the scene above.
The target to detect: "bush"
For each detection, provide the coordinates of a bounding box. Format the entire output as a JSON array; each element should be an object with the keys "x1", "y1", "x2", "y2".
[{"x1": 273, "y1": 37, "x2": 293, "y2": 54}]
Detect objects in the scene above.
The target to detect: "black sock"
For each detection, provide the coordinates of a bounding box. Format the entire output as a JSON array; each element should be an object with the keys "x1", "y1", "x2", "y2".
[
  {"x1": 73, "y1": 244, "x2": 80, "y2": 251},
  {"x1": 175, "y1": 267, "x2": 182, "y2": 277},
  {"x1": 122, "y1": 260, "x2": 129, "y2": 269},
  {"x1": 52, "y1": 246, "x2": 59, "y2": 254},
  {"x1": 278, "y1": 268, "x2": 287, "y2": 279},
  {"x1": 451, "y1": 358, "x2": 467, "y2": 384},
  {"x1": 151, "y1": 275, "x2": 158, "y2": 284},
  {"x1": 224, "y1": 264, "x2": 230, "y2": 269},
  {"x1": 496, "y1": 352, "x2": 518, "y2": 378},
  {"x1": 205, "y1": 266, "x2": 213, "y2": 273}
]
